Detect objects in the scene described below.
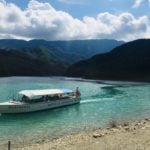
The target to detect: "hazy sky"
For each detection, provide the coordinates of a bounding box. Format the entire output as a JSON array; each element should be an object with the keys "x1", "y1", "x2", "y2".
[{"x1": 0, "y1": 0, "x2": 150, "y2": 41}]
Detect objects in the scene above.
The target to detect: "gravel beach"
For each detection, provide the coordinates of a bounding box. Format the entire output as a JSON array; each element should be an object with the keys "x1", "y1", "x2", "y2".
[{"x1": 7, "y1": 118, "x2": 150, "y2": 150}]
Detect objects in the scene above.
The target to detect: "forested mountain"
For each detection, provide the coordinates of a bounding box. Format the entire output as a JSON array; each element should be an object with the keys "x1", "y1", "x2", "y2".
[
  {"x1": 66, "y1": 39, "x2": 150, "y2": 82},
  {"x1": 0, "y1": 48, "x2": 68, "y2": 76},
  {"x1": 0, "y1": 39, "x2": 124, "y2": 63},
  {"x1": 0, "y1": 39, "x2": 123, "y2": 76}
]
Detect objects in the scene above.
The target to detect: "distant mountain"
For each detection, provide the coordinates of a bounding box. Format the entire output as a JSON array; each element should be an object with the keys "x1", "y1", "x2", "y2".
[
  {"x1": 0, "y1": 48, "x2": 68, "y2": 76},
  {"x1": 66, "y1": 39, "x2": 150, "y2": 82},
  {"x1": 0, "y1": 39, "x2": 124, "y2": 63},
  {"x1": 0, "y1": 39, "x2": 123, "y2": 76}
]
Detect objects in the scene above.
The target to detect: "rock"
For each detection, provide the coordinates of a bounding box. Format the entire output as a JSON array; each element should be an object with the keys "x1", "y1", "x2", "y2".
[
  {"x1": 145, "y1": 125, "x2": 150, "y2": 128},
  {"x1": 110, "y1": 128, "x2": 119, "y2": 132},
  {"x1": 133, "y1": 132, "x2": 136, "y2": 135},
  {"x1": 135, "y1": 122, "x2": 143, "y2": 127},
  {"x1": 123, "y1": 122, "x2": 129, "y2": 126},
  {"x1": 131, "y1": 127, "x2": 136, "y2": 130},
  {"x1": 140, "y1": 120, "x2": 147, "y2": 124},
  {"x1": 124, "y1": 127, "x2": 130, "y2": 131},
  {"x1": 145, "y1": 118, "x2": 150, "y2": 121},
  {"x1": 93, "y1": 133, "x2": 104, "y2": 138},
  {"x1": 117, "y1": 125, "x2": 122, "y2": 130}
]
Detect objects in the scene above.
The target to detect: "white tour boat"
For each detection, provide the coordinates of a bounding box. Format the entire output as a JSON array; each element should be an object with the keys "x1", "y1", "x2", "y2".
[{"x1": 0, "y1": 88, "x2": 81, "y2": 114}]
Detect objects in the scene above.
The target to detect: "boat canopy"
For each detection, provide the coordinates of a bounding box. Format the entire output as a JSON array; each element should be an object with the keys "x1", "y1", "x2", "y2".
[{"x1": 18, "y1": 89, "x2": 73, "y2": 98}]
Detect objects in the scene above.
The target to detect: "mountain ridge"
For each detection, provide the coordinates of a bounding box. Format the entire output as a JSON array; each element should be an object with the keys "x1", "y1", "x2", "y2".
[
  {"x1": 66, "y1": 39, "x2": 150, "y2": 82},
  {"x1": 0, "y1": 39, "x2": 124, "y2": 63},
  {"x1": 0, "y1": 39, "x2": 123, "y2": 76}
]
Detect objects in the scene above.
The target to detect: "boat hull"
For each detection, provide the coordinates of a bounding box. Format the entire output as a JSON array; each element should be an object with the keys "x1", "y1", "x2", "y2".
[{"x1": 0, "y1": 98, "x2": 80, "y2": 114}]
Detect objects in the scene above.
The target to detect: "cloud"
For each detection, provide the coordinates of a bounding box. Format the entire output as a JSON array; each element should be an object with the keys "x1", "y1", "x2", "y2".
[
  {"x1": 0, "y1": 0, "x2": 150, "y2": 41},
  {"x1": 133, "y1": 0, "x2": 150, "y2": 8},
  {"x1": 58, "y1": 0, "x2": 87, "y2": 5},
  {"x1": 0, "y1": 0, "x2": 5, "y2": 3},
  {"x1": 133, "y1": 0, "x2": 143, "y2": 8}
]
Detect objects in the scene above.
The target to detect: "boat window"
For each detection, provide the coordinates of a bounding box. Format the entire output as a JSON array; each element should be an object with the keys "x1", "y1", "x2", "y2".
[{"x1": 22, "y1": 95, "x2": 28, "y2": 100}]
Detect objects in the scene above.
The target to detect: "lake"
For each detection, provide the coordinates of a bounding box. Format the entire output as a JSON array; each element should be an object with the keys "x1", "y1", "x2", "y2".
[{"x1": 0, "y1": 76, "x2": 150, "y2": 146}]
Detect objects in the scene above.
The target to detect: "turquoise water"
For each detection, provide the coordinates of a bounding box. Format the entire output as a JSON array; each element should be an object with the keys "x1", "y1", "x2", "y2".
[{"x1": 0, "y1": 77, "x2": 150, "y2": 146}]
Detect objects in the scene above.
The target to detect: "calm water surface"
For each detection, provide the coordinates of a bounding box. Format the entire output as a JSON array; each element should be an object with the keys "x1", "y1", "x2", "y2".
[{"x1": 0, "y1": 76, "x2": 150, "y2": 145}]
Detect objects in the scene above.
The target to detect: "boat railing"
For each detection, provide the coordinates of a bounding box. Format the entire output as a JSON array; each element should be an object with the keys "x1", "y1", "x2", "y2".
[{"x1": 17, "y1": 94, "x2": 75, "y2": 104}]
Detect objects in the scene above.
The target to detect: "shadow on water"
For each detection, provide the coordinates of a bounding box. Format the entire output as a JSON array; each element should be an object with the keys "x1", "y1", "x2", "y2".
[
  {"x1": 86, "y1": 85, "x2": 125, "y2": 101},
  {"x1": 101, "y1": 85, "x2": 124, "y2": 97},
  {"x1": 80, "y1": 85, "x2": 125, "y2": 105}
]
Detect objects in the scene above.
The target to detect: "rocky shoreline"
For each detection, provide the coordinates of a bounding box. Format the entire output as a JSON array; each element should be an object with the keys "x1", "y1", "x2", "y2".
[{"x1": 9, "y1": 118, "x2": 150, "y2": 150}]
